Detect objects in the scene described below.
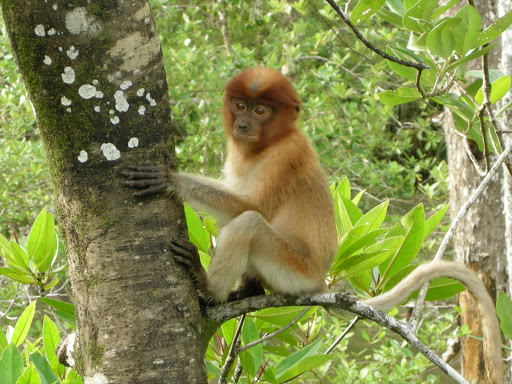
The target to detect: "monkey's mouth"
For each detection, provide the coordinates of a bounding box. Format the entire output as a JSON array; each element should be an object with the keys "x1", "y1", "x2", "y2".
[{"x1": 233, "y1": 130, "x2": 260, "y2": 143}]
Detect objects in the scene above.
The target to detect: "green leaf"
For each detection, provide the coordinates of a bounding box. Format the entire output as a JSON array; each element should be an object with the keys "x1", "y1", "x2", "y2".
[
  {"x1": 444, "y1": 43, "x2": 497, "y2": 73},
  {"x1": 43, "y1": 316, "x2": 60, "y2": 362},
  {"x1": 475, "y1": 76, "x2": 511, "y2": 105},
  {"x1": 378, "y1": 88, "x2": 421, "y2": 106},
  {"x1": 0, "y1": 268, "x2": 35, "y2": 285},
  {"x1": 239, "y1": 321, "x2": 262, "y2": 381},
  {"x1": 334, "y1": 193, "x2": 363, "y2": 235},
  {"x1": 350, "y1": 0, "x2": 386, "y2": 24},
  {"x1": 402, "y1": 0, "x2": 436, "y2": 32},
  {"x1": 0, "y1": 343, "x2": 24, "y2": 384},
  {"x1": 334, "y1": 178, "x2": 351, "y2": 199},
  {"x1": 497, "y1": 292, "x2": 512, "y2": 341},
  {"x1": 478, "y1": 9, "x2": 512, "y2": 45},
  {"x1": 355, "y1": 200, "x2": 389, "y2": 233},
  {"x1": 29, "y1": 352, "x2": 60, "y2": 384},
  {"x1": 452, "y1": 5, "x2": 481, "y2": 55},
  {"x1": 254, "y1": 307, "x2": 316, "y2": 327},
  {"x1": 15, "y1": 364, "x2": 41, "y2": 384},
  {"x1": 39, "y1": 298, "x2": 75, "y2": 329},
  {"x1": 0, "y1": 328, "x2": 8, "y2": 351},
  {"x1": 430, "y1": 0, "x2": 460, "y2": 20},
  {"x1": 423, "y1": 205, "x2": 448, "y2": 240},
  {"x1": 9, "y1": 242, "x2": 30, "y2": 273},
  {"x1": 426, "y1": 18, "x2": 459, "y2": 58},
  {"x1": 378, "y1": 7, "x2": 403, "y2": 27},
  {"x1": 412, "y1": 277, "x2": 465, "y2": 300},
  {"x1": 12, "y1": 301, "x2": 36, "y2": 347},
  {"x1": 339, "y1": 237, "x2": 404, "y2": 278},
  {"x1": 379, "y1": 205, "x2": 425, "y2": 281},
  {"x1": 275, "y1": 340, "x2": 332, "y2": 381},
  {"x1": 184, "y1": 205, "x2": 211, "y2": 253},
  {"x1": 27, "y1": 208, "x2": 57, "y2": 272}
]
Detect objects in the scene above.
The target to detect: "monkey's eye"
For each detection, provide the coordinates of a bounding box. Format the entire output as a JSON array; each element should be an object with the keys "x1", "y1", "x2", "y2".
[
  {"x1": 254, "y1": 106, "x2": 267, "y2": 116},
  {"x1": 233, "y1": 101, "x2": 246, "y2": 112}
]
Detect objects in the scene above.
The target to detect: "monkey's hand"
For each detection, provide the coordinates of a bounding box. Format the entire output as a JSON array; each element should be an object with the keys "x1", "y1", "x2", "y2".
[
  {"x1": 122, "y1": 165, "x2": 171, "y2": 196},
  {"x1": 170, "y1": 238, "x2": 216, "y2": 306}
]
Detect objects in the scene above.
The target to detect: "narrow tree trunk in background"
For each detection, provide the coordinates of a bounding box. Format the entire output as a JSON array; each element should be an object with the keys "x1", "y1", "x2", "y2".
[
  {"x1": 0, "y1": 1, "x2": 206, "y2": 382},
  {"x1": 443, "y1": 2, "x2": 508, "y2": 382},
  {"x1": 498, "y1": 0, "x2": 512, "y2": 378}
]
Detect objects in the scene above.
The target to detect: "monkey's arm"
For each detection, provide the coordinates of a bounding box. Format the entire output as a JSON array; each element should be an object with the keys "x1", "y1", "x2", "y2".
[{"x1": 123, "y1": 165, "x2": 257, "y2": 225}]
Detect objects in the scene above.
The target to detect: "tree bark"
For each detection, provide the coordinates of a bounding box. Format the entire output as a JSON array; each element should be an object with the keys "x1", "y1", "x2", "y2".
[
  {"x1": 0, "y1": 1, "x2": 206, "y2": 382},
  {"x1": 444, "y1": 1, "x2": 508, "y2": 382}
]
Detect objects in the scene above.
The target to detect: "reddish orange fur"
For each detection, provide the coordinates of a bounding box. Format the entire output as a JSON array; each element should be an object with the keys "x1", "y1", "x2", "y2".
[{"x1": 223, "y1": 67, "x2": 301, "y2": 157}]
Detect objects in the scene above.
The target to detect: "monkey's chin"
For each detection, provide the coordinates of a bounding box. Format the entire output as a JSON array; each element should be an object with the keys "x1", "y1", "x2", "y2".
[{"x1": 232, "y1": 130, "x2": 260, "y2": 143}]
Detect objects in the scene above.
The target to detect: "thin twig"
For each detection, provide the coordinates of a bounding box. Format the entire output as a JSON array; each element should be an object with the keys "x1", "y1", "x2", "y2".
[
  {"x1": 324, "y1": 0, "x2": 429, "y2": 71},
  {"x1": 325, "y1": 316, "x2": 360, "y2": 354},
  {"x1": 218, "y1": 314, "x2": 246, "y2": 384}
]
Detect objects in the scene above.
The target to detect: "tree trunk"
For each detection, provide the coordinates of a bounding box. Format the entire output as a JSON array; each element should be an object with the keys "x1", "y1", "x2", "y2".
[
  {"x1": 0, "y1": 1, "x2": 207, "y2": 382},
  {"x1": 444, "y1": 1, "x2": 508, "y2": 382}
]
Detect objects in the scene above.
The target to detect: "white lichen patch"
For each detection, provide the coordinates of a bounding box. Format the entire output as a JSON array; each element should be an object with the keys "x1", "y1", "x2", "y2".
[
  {"x1": 110, "y1": 116, "x2": 120, "y2": 125},
  {"x1": 107, "y1": 31, "x2": 161, "y2": 73},
  {"x1": 61, "y1": 67, "x2": 75, "y2": 84},
  {"x1": 92, "y1": 79, "x2": 99, "y2": 85},
  {"x1": 109, "y1": 109, "x2": 114, "y2": 115},
  {"x1": 35, "y1": 25, "x2": 45, "y2": 37},
  {"x1": 66, "y1": 108, "x2": 72, "y2": 113},
  {"x1": 48, "y1": 28, "x2": 56, "y2": 36},
  {"x1": 79, "y1": 84, "x2": 97, "y2": 99},
  {"x1": 146, "y1": 93, "x2": 157, "y2": 107},
  {"x1": 61, "y1": 96, "x2": 72, "y2": 106},
  {"x1": 153, "y1": 359, "x2": 165, "y2": 365},
  {"x1": 136, "y1": 88, "x2": 145, "y2": 97},
  {"x1": 65, "y1": 333, "x2": 76, "y2": 368},
  {"x1": 138, "y1": 105, "x2": 146, "y2": 115},
  {"x1": 128, "y1": 137, "x2": 139, "y2": 148},
  {"x1": 84, "y1": 372, "x2": 110, "y2": 384},
  {"x1": 94, "y1": 106, "x2": 100, "y2": 112},
  {"x1": 52, "y1": 4, "x2": 58, "y2": 10},
  {"x1": 120, "y1": 80, "x2": 133, "y2": 90},
  {"x1": 67, "y1": 46, "x2": 79, "y2": 60},
  {"x1": 65, "y1": 7, "x2": 102, "y2": 36},
  {"x1": 101, "y1": 143, "x2": 120, "y2": 161},
  {"x1": 43, "y1": 55, "x2": 52, "y2": 65},
  {"x1": 95, "y1": 91, "x2": 104, "y2": 99},
  {"x1": 134, "y1": 2, "x2": 151, "y2": 21},
  {"x1": 114, "y1": 90, "x2": 129, "y2": 112},
  {"x1": 78, "y1": 150, "x2": 88, "y2": 163}
]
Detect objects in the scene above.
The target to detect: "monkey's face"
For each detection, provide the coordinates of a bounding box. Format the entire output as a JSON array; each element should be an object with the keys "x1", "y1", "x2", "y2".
[{"x1": 230, "y1": 98, "x2": 273, "y2": 143}]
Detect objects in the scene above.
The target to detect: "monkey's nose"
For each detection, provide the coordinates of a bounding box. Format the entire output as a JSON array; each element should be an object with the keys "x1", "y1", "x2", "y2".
[{"x1": 237, "y1": 122, "x2": 248, "y2": 131}]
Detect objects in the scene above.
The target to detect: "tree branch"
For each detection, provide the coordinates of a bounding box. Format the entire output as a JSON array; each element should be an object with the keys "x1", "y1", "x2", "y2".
[
  {"x1": 324, "y1": 0, "x2": 429, "y2": 71},
  {"x1": 207, "y1": 293, "x2": 469, "y2": 384}
]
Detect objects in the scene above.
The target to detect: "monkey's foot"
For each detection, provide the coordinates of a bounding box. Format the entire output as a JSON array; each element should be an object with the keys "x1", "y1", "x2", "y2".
[
  {"x1": 170, "y1": 238, "x2": 216, "y2": 305},
  {"x1": 228, "y1": 277, "x2": 266, "y2": 302},
  {"x1": 122, "y1": 165, "x2": 167, "y2": 196}
]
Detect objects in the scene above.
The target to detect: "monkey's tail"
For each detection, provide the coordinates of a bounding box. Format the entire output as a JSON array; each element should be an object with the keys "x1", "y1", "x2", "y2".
[{"x1": 362, "y1": 260, "x2": 503, "y2": 384}]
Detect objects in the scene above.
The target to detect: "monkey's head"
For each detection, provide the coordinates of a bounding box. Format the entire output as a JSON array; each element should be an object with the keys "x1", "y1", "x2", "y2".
[{"x1": 223, "y1": 67, "x2": 301, "y2": 149}]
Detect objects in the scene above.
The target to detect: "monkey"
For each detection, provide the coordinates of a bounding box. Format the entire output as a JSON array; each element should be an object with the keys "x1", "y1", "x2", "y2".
[{"x1": 123, "y1": 67, "x2": 503, "y2": 383}]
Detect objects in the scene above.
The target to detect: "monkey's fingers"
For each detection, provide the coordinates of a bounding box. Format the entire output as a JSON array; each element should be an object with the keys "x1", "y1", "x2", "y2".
[
  {"x1": 170, "y1": 238, "x2": 201, "y2": 267},
  {"x1": 132, "y1": 184, "x2": 167, "y2": 196},
  {"x1": 124, "y1": 178, "x2": 167, "y2": 188},
  {"x1": 121, "y1": 169, "x2": 166, "y2": 179},
  {"x1": 127, "y1": 165, "x2": 166, "y2": 172}
]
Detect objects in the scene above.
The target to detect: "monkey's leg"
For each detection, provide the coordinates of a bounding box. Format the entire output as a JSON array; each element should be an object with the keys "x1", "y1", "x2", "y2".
[
  {"x1": 227, "y1": 275, "x2": 265, "y2": 302},
  {"x1": 209, "y1": 211, "x2": 325, "y2": 302},
  {"x1": 122, "y1": 165, "x2": 168, "y2": 196},
  {"x1": 170, "y1": 238, "x2": 216, "y2": 305}
]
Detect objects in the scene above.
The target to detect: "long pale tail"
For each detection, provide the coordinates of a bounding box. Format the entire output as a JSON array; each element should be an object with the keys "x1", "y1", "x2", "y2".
[{"x1": 363, "y1": 260, "x2": 503, "y2": 384}]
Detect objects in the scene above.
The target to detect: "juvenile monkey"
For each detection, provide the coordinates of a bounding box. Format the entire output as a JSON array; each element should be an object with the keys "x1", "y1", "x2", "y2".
[{"x1": 123, "y1": 67, "x2": 502, "y2": 383}]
